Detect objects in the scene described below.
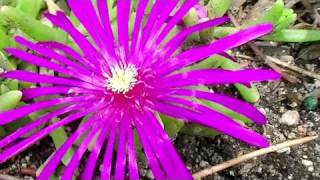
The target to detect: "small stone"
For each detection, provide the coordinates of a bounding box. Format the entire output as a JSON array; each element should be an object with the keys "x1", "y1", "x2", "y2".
[
  {"x1": 199, "y1": 160, "x2": 209, "y2": 168},
  {"x1": 303, "y1": 96, "x2": 318, "y2": 111},
  {"x1": 277, "y1": 147, "x2": 291, "y2": 154},
  {"x1": 308, "y1": 166, "x2": 314, "y2": 172},
  {"x1": 280, "y1": 110, "x2": 300, "y2": 126},
  {"x1": 229, "y1": 170, "x2": 235, "y2": 176},
  {"x1": 289, "y1": 102, "x2": 298, "y2": 108},
  {"x1": 287, "y1": 132, "x2": 296, "y2": 139},
  {"x1": 302, "y1": 159, "x2": 313, "y2": 167}
]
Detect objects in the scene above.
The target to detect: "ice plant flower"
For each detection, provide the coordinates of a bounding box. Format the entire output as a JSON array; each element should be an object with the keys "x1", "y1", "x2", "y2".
[{"x1": 0, "y1": 0, "x2": 280, "y2": 179}]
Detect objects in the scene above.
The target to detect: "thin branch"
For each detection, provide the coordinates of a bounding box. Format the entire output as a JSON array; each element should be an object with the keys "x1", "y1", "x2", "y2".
[
  {"x1": 266, "y1": 56, "x2": 320, "y2": 81},
  {"x1": 193, "y1": 136, "x2": 318, "y2": 180}
]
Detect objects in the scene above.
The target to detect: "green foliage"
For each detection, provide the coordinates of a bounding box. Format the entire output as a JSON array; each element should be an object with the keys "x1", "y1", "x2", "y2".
[
  {"x1": 16, "y1": 0, "x2": 43, "y2": 18},
  {"x1": 50, "y1": 125, "x2": 75, "y2": 166},
  {"x1": 207, "y1": 0, "x2": 231, "y2": 18},
  {"x1": 0, "y1": 6, "x2": 67, "y2": 42}
]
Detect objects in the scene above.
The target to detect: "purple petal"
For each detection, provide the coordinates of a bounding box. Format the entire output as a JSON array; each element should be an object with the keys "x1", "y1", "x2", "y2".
[
  {"x1": 159, "y1": 23, "x2": 273, "y2": 75},
  {"x1": 22, "y1": 86, "x2": 71, "y2": 101},
  {"x1": 134, "y1": 120, "x2": 166, "y2": 179},
  {"x1": 14, "y1": 36, "x2": 94, "y2": 77},
  {"x1": 68, "y1": 0, "x2": 117, "y2": 62},
  {"x1": 61, "y1": 123, "x2": 103, "y2": 180},
  {"x1": 100, "y1": 122, "x2": 118, "y2": 180},
  {"x1": 171, "y1": 89, "x2": 267, "y2": 125},
  {"x1": 4, "y1": 47, "x2": 94, "y2": 83},
  {"x1": 39, "y1": 41, "x2": 98, "y2": 72},
  {"x1": 130, "y1": 0, "x2": 149, "y2": 56},
  {"x1": 0, "y1": 96, "x2": 87, "y2": 125},
  {"x1": 156, "y1": 0, "x2": 198, "y2": 45},
  {"x1": 140, "y1": 0, "x2": 178, "y2": 53},
  {"x1": 155, "y1": 99, "x2": 269, "y2": 148},
  {"x1": 38, "y1": 114, "x2": 99, "y2": 179},
  {"x1": 114, "y1": 116, "x2": 128, "y2": 180},
  {"x1": 160, "y1": 69, "x2": 281, "y2": 88},
  {"x1": 134, "y1": 111, "x2": 192, "y2": 179},
  {"x1": 156, "y1": 17, "x2": 229, "y2": 64},
  {"x1": 0, "y1": 103, "x2": 88, "y2": 149},
  {"x1": 45, "y1": 12, "x2": 103, "y2": 72},
  {"x1": 81, "y1": 119, "x2": 111, "y2": 180},
  {"x1": 1, "y1": 70, "x2": 99, "y2": 89},
  {"x1": 116, "y1": 0, "x2": 131, "y2": 59},
  {"x1": 0, "y1": 105, "x2": 99, "y2": 164},
  {"x1": 127, "y1": 120, "x2": 139, "y2": 180}
]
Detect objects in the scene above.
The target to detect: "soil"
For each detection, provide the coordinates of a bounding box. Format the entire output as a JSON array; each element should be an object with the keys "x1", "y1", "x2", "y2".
[{"x1": 1, "y1": 0, "x2": 320, "y2": 180}]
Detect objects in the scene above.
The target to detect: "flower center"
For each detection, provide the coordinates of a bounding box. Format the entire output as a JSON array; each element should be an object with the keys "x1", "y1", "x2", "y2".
[{"x1": 106, "y1": 64, "x2": 138, "y2": 94}]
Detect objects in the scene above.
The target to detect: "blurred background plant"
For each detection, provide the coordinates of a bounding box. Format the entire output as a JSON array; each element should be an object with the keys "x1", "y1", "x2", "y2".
[{"x1": 0, "y1": 0, "x2": 319, "y2": 178}]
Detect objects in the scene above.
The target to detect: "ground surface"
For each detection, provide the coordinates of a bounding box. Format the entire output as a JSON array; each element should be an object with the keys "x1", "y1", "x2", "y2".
[{"x1": 0, "y1": 0, "x2": 320, "y2": 180}]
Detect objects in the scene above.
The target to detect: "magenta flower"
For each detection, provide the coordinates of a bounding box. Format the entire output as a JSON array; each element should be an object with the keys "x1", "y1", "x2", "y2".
[{"x1": 0, "y1": 0, "x2": 280, "y2": 179}]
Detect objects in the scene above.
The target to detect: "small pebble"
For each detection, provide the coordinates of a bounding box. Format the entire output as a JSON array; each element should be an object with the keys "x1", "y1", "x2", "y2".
[
  {"x1": 199, "y1": 160, "x2": 209, "y2": 168},
  {"x1": 308, "y1": 166, "x2": 314, "y2": 172},
  {"x1": 280, "y1": 110, "x2": 300, "y2": 126},
  {"x1": 302, "y1": 159, "x2": 313, "y2": 167}
]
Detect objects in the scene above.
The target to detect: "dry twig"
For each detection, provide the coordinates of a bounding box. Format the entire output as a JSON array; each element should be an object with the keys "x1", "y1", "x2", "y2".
[
  {"x1": 266, "y1": 56, "x2": 320, "y2": 80},
  {"x1": 193, "y1": 136, "x2": 318, "y2": 180}
]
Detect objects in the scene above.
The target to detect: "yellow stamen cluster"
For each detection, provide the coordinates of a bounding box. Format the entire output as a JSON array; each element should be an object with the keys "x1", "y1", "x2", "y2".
[{"x1": 106, "y1": 64, "x2": 138, "y2": 94}]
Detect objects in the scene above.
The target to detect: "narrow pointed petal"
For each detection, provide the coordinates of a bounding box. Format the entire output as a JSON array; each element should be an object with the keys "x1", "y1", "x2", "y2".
[
  {"x1": 155, "y1": 99, "x2": 269, "y2": 148},
  {"x1": 130, "y1": 0, "x2": 149, "y2": 55},
  {"x1": 96, "y1": 0, "x2": 117, "y2": 66},
  {"x1": 39, "y1": 41, "x2": 97, "y2": 72},
  {"x1": 0, "y1": 103, "x2": 87, "y2": 149},
  {"x1": 0, "y1": 106, "x2": 99, "y2": 164},
  {"x1": 81, "y1": 120, "x2": 111, "y2": 180},
  {"x1": 45, "y1": 12, "x2": 102, "y2": 72},
  {"x1": 61, "y1": 124, "x2": 102, "y2": 180},
  {"x1": 38, "y1": 115, "x2": 98, "y2": 179},
  {"x1": 127, "y1": 122, "x2": 139, "y2": 180},
  {"x1": 161, "y1": 69, "x2": 281, "y2": 88},
  {"x1": 22, "y1": 86, "x2": 71, "y2": 101},
  {"x1": 156, "y1": 0, "x2": 198, "y2": 44},
  {"x1": 1, "y1": 70, "x2": 99, "y2": 89},
  {"x1": 116, "y1": 0, "x2": 131, "y2": 58},
  {"x1": 101, "y1": 122, "x2": 118, "y2": 180},
  {"x1": 14, "y1": 36, "x2": 93, "y2": 77},
  {"x1": 140, "y1": 0, "x2": 178, "y2": 52},
  {"x1": 160, "y1": 23, "x2": 273, "y2": 74},
  {"x1": 114, "y1": 117, "x2": 128, "y2": 180},
  {"x1": 171, "y1": 89, "x2": 267, "y2": 125},
  {"x1": 155, "y1": 17, "x2": 229, "y2": 64},
  {"x1": 134, "y1": 111, "x2": 193, "y2": 179},
  {"x1": 138, "y1": 0, "x2": 165, "y2": 51},
  {"x1": 0, "y1": 96, "x2": 87, "y2": 125},
  {"x1": 134, "y1": 120, "x2": 166, "y2": 179},
  {"x1": 68, "y1": 0, "x2": 116, "y2": 60},
  {"x1": 4, "y1": 48, "x2": 92, "y2": 83}
]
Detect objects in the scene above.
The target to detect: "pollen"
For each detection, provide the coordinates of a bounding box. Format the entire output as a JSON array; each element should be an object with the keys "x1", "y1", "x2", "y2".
[{"x1": 106, "y1": 64, "x2": 138, "y2": 94}]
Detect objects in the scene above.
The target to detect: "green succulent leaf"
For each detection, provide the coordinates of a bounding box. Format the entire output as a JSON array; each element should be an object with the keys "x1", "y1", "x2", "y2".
[
  {"x1": 16, "y1": 0, "x2": 43, "y2": 18},
  {"x1": 50, "y1": 125, "x2": 75, "y2": 166},
  {"x1": 207, "y1": 0, "x2": 231, "y2": 18},
  {"x1": 0, "y1": 90, "x2": 22, "y2": 111},
  {"x1": 0, "y1": 6, "x2": 67, "y2": 42}
]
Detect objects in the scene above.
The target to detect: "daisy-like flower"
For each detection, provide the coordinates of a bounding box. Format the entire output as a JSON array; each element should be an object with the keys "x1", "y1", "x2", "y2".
[{"x1": 0, "y1": 0, "x2": 280, "y2": 179}]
